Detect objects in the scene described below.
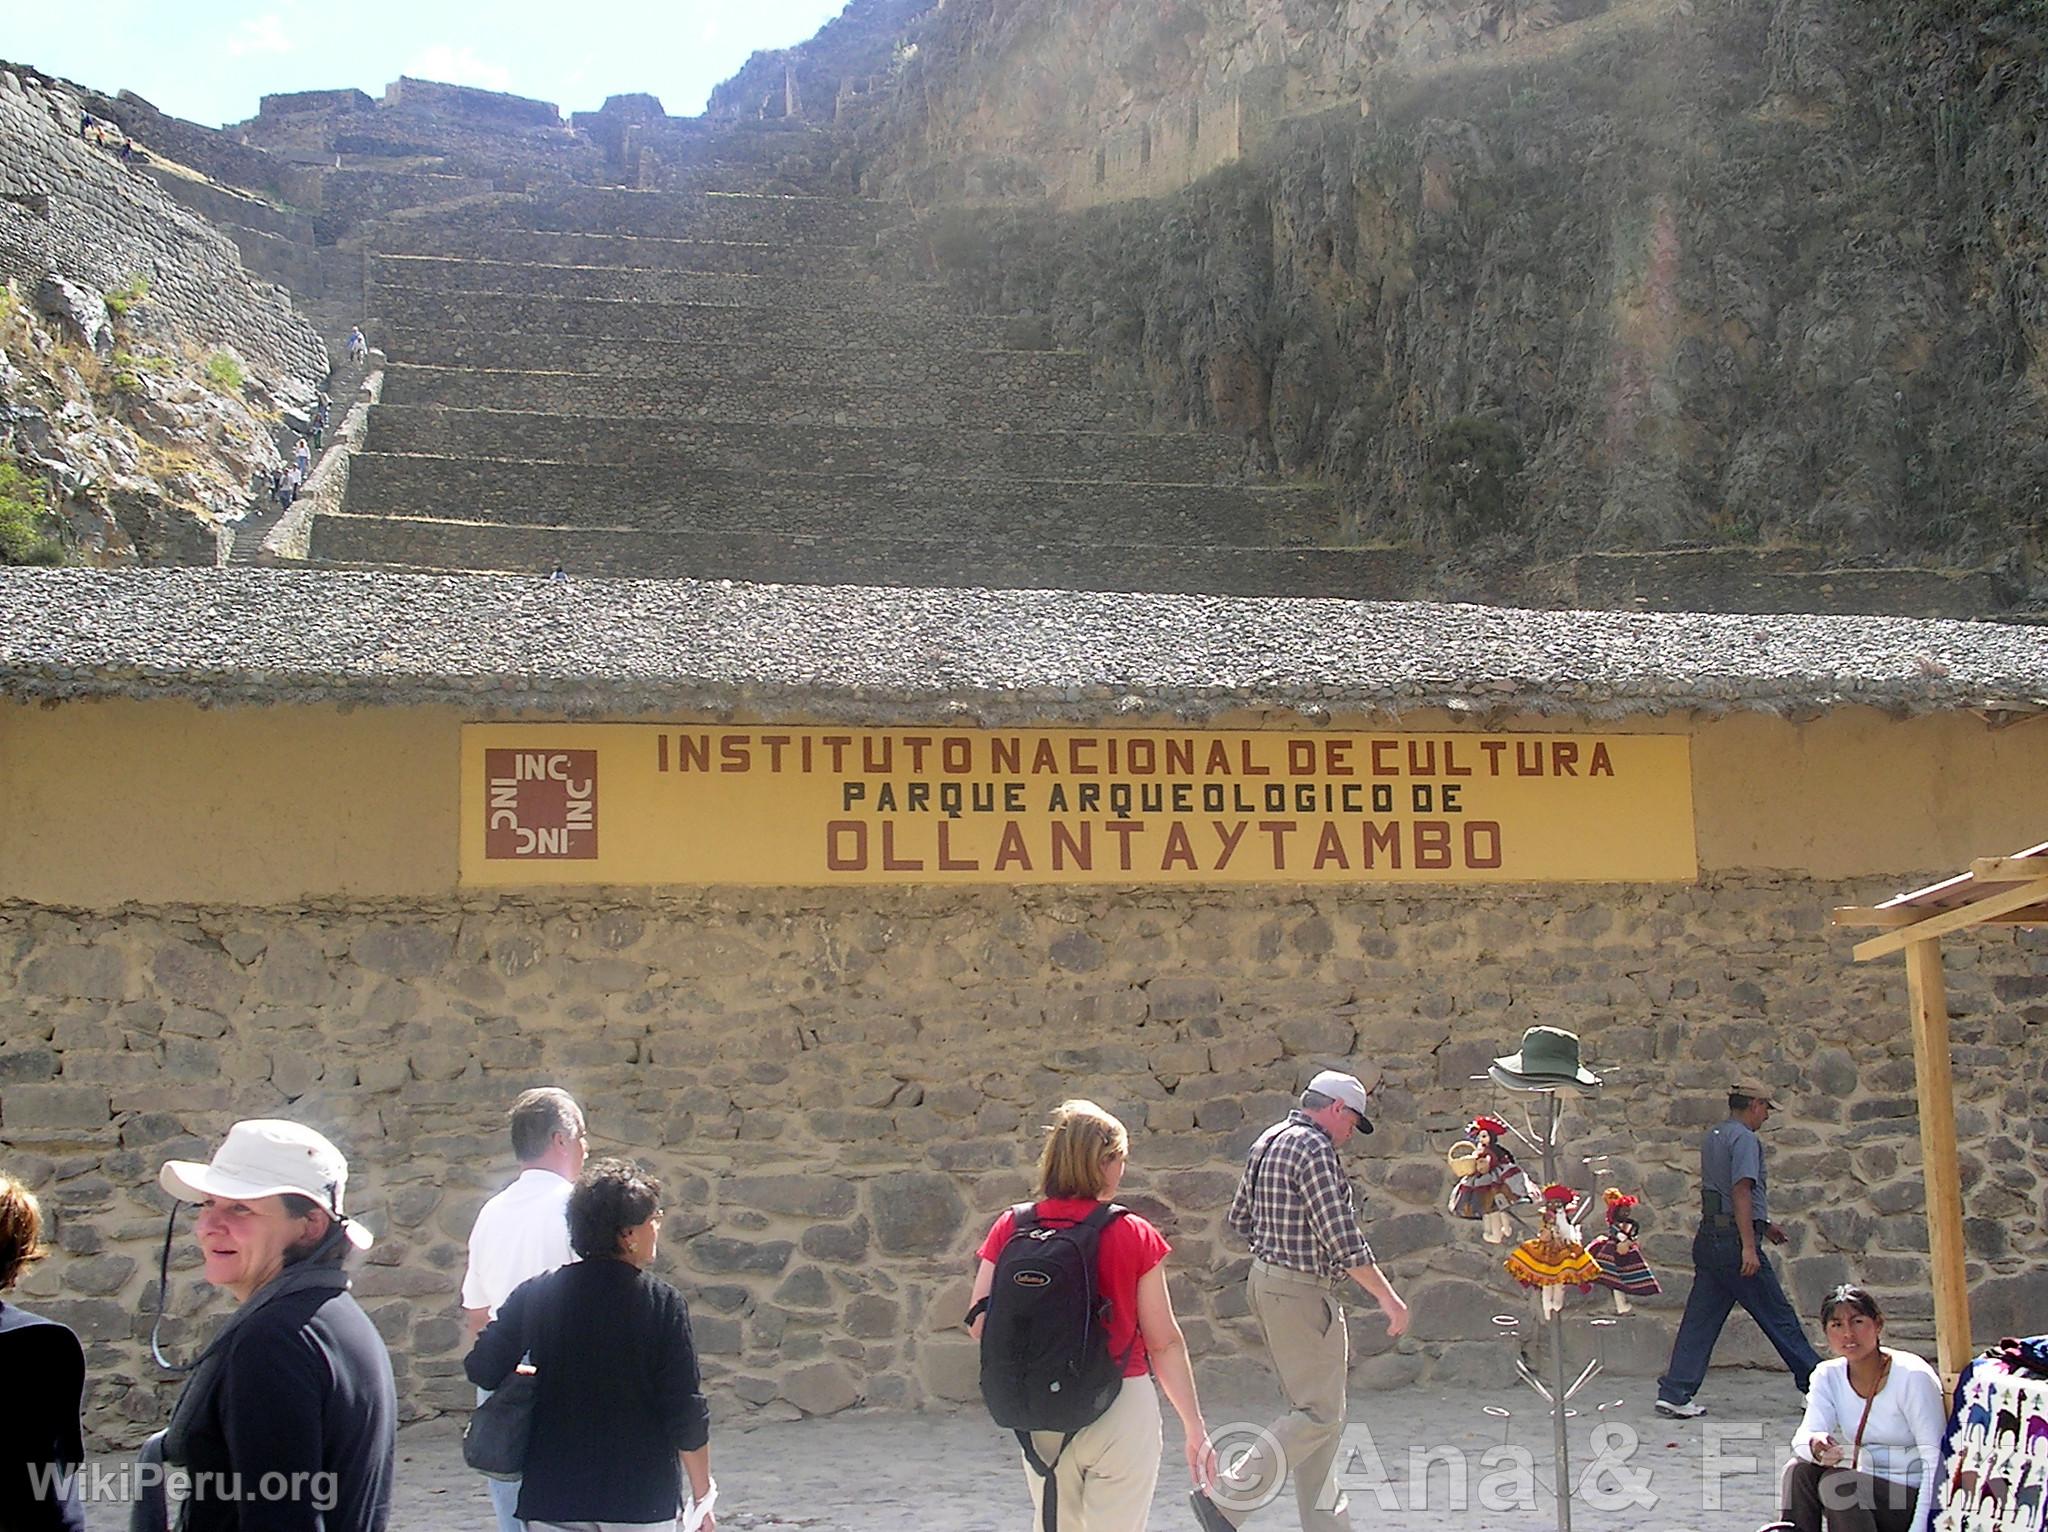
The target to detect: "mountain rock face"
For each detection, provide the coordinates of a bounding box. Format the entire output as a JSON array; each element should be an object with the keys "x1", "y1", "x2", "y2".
[
  {"x1": 0, "y1": 66, "x2": 328, "y2": 561},
  {"x1": 756, "y1": 0, "x2": 2047, "y2": 602}
]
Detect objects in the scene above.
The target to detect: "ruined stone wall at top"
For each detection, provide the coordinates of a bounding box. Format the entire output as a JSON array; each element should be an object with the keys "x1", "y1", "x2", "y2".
[{"x1": 4, "y1": 876, "x2": 2044, "y2": 1443}]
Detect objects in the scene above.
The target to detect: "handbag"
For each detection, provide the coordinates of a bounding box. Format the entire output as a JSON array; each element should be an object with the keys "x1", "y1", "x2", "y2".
[{"x1": 463, "y1": 1362, "x2": 538, "y2": 1481}]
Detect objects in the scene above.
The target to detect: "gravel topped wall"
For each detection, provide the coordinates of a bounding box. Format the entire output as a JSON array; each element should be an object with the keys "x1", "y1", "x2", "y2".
[{"x1": 2, "y1": 568, "x2": 2044, "y2": 720}]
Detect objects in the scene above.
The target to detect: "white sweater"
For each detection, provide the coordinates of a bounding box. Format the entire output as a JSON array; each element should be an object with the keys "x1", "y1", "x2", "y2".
[{"x1": 1793, "y1": 1351, "x2": 1947, "y2": 1532}]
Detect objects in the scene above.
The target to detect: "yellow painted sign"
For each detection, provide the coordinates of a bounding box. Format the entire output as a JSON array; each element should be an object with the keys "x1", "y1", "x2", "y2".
[{"x1": 459, "y1": 725, "x2": 1697, "y2": 886}]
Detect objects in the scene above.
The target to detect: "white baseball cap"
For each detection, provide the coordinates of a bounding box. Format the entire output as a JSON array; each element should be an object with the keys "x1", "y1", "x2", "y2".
[
  {"x1": 159, "y1": 1119, "x2": 373, "y2": 1250},
  {"x1": 1306, "y1": 1069, "x2": 1374, "y2": 1133}
]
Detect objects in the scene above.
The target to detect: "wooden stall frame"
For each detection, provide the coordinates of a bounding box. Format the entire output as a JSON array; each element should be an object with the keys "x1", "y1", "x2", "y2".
[{"x1": 1833, "y1": 840, "x2": 2048, "y2": 1385}]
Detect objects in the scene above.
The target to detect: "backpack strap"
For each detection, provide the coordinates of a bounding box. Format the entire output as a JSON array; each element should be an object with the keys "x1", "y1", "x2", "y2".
[{"x1": 1017, "y1": 1429, "x2": 1072, "y2": 1532}]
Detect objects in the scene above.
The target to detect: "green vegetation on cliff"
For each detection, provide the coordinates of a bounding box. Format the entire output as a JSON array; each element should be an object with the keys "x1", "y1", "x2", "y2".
[{"x1": 0, "y1": 460, "x2": 63, "y2": 566}]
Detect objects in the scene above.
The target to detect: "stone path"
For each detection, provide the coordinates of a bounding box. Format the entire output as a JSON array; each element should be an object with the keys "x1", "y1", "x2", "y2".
[{"x1": 79, "y1": 1376, "x2": 1803, "y2": 1530}]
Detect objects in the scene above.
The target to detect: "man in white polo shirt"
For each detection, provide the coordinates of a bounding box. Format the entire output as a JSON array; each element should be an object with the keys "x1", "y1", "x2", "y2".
[{"x1": 461, "y1": 1087, "x2": 587, "y2": 1532}]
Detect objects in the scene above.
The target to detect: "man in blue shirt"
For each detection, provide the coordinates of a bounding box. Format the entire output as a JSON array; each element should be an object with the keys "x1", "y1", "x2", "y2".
[{"x1": 1655, "y1": 1080, "x2": 1822, "y2": 1417}]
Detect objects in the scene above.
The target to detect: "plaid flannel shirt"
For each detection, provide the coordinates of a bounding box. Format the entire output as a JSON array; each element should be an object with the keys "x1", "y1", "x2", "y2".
[{"x1": 1227, "y1": 1109, "x2": 1375, "y2": 1280}]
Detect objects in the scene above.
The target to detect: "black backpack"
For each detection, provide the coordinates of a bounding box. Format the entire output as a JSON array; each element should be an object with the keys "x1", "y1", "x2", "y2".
[{"x1": 969, "y1": 1201, "x2": 1134, "y2": 1532}]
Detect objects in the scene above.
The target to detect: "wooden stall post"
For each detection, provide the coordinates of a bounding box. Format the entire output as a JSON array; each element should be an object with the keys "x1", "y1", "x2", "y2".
[{"x1": 1903, "y1": 937, "x2": 1971, "y2": 1385}]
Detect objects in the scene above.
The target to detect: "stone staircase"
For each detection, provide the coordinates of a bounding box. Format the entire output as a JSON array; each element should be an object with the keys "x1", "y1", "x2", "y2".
[
  {"x1": 307, "y1": 152, "x2": 1418, "y2": 596},
  {"x1": 227, "y1": 352, "x2": 375, "y2": 562}
]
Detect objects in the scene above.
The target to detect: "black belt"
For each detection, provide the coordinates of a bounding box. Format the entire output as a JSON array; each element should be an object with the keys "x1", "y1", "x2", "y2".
[{"x1": 1700, "y1": 1215, "x2": 1767, "y2": 1231}]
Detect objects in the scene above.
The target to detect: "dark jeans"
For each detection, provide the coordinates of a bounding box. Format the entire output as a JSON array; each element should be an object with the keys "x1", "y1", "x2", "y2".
[
  {"x1": 1656, "y1": 1226, "x2": 1822, "y2": 1404},
  {"x1": 1782, "y1": 1459, "x2": 1918, "y2": 1532}
]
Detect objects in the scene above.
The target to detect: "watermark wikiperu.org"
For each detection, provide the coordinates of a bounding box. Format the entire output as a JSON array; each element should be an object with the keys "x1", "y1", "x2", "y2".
[
  {"x1": 26, "y1": 1461, "x2": 339, "y2": 1513},
  {"x1": 1209, "y1": 1418, "x2": 1807, "y2": 1524}
]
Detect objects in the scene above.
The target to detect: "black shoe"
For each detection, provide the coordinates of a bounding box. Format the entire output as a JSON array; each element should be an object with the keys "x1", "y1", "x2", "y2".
[{"x1": 1191, "y1": 1489, "x2": 1236, "y2": 1532}]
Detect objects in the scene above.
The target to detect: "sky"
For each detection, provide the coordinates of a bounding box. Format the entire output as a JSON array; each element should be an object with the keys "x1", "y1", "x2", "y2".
[{"x1": 1, "y1": 0, "x2": 853, "y2": 128}]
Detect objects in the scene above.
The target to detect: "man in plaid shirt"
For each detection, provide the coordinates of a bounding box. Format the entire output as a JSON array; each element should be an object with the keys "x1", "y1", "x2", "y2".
[{"x1": 1193, "y1": 1069, "x2": 1408, "y2": 1532}]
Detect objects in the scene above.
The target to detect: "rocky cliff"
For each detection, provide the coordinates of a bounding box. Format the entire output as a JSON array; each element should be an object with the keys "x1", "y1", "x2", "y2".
[
  {"x1": 759, "y1": 0, "x2": 2048, "y2": 600},
  {"x1": 0, "y1": 66, "x2": 328, "y2": 562}
]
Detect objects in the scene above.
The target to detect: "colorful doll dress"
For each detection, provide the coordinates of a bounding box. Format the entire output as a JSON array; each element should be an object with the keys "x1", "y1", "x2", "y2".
[
  {"x1": 1585, "y1": 1232, "x2": 1662, "y2": 1297},
  {"x1": 1504, "y1": 1227, "x2": 1601, "y2": 1290},
  {"x1": 1449, "y1": 1155, "x2": 1531, "y2": 1219}
]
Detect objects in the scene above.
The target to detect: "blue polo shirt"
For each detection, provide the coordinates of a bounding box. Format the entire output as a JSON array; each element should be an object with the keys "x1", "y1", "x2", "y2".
[{"x1": 1701, "y1": 1117, "x2": 1768, "y2": 1223}]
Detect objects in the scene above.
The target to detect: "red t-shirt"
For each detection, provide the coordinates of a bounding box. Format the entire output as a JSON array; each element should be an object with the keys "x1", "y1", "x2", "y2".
[{"x1": 976, "y1": 1198, "x2": 1170, "y2": 1378}]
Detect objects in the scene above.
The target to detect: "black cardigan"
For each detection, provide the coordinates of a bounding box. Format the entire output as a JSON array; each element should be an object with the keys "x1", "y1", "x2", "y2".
[
  {"x1": 170, "y1": 1285, "x2": 396, "y2": 1532},
  {"x1": 0, "y1": 1301, "x2": 86, "y2": 1532},
  {"x1": 466, "y1": 1259, "x2": 710, "y2": 1526}
]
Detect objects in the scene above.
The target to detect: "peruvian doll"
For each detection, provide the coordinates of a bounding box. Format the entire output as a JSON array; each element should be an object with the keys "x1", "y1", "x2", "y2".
[
  {"x1": 1585, "y1": 1190, "x2": 1663, "y2": 1314},
  {"x1": 1504, "y1": 1183, "x2": 1601, "y2": 1317},
  {"x1": 1447, "y1": 1114, "x2": 1534, "y2": 1244}
]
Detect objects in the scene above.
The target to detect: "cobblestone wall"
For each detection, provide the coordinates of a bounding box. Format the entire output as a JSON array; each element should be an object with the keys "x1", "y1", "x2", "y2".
[{"x1": 7, "y1": 878, "x2": 2034, "y2": 1443}]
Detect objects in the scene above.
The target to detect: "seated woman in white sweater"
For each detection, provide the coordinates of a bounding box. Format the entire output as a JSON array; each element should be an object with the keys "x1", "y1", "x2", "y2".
[{"x1": 1782, "y1": 1285, "x2": 1946, "y2": 1532}]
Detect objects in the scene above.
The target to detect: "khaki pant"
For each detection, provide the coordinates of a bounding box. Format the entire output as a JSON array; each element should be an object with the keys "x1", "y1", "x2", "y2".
[
  {"x1": 1021, "y1": 1374, "x2": 1163, "y2": 1532},
  {"x1": 1218, "y1": 1263, "x2": 1351, "y2": 1532}
]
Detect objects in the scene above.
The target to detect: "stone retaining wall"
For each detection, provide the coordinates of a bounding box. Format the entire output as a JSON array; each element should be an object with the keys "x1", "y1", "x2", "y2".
[
  {"x1": 364, "y1": 407, "x2": 1241, "y2": 483},
  {"x1": 262, "y1": 369, "x2": 382, "y2": 560},
  {"x1": 83, "y1": 91, "x2": 288, "y2": 199},
  {"x1": 529, "y1": 189, "x2": 903, "y2": 245},
  {"x1": 1565, "y1": 551, "x2": 2018, "y2": 623},
  {"x1": 0, "y1": 75, "x2": 326, "y2": 391},
  {"x1": 3, "y1": 877, "x2": 2039, "y2": 1443},
  {"x1": 378, "y1": 363, "x2": 1133, "y2": 432},
  {"x1": 365, "y1": 229, "x2": 870, "y2": 278},
  {"x1": 370, "y1": 254, "x2": 935, "y2": 311},
  {"x1": 376, "y1": 327, "x2": 1077, "y2": 382},
  {"x1": 307, "y1": 514, "x2": 1414, "y2": 592},
  {"x1": 368, "y1": 287, "x2": 1039, "y2": 353},
  {"x1": 281, "y1": 169, "x2": 497, "y2": 244},
  {"x1": 338, "y1": 457, "x2": 1331, "y2": 544}
]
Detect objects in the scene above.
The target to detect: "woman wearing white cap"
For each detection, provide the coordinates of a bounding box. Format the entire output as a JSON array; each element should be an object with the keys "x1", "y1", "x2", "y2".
[{"x1": 150, "y1": 1119, "x2": 396, "y2": 1531}]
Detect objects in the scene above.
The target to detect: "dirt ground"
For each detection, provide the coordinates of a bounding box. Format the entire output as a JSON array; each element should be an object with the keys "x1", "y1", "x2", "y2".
[{"x1": 79, "y1": 1374, "x2": 1804, "y2": 1530}]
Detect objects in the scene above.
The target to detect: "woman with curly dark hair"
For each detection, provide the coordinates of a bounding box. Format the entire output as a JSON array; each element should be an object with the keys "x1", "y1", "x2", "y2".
[
  {"x1": 467, "y1": 1158, "x2": 715, "y2": 1531},
  {"x1": 0, "y1": 1172, "x2": 86, "y2": 1531}
]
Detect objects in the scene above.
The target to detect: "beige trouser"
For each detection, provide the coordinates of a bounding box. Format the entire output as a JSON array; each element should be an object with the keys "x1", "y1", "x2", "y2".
[
  {"x1": 1021, "y1": 1374, "x2": 1164, "y2": 1532},
  {"x1": 1217, "y1": 1262, "x2": 1351, "y2": 1532}
]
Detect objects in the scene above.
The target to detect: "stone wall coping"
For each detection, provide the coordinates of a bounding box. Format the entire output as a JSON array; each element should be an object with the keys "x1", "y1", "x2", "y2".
[{"x1": 2, "y1": 570, "x2": 2045, "y2": 721}]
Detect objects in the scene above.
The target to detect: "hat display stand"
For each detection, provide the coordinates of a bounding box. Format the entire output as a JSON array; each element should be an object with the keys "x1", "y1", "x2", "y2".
[{"x1": 1480, "y1": 1052, "x2": 1606, "y2": 1532}]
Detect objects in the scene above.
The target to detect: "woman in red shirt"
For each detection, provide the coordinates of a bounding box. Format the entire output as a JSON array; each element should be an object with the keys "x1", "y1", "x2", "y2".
[{"x1": 969, "y1": 1099, "x2": 1219, "y2": 1531}]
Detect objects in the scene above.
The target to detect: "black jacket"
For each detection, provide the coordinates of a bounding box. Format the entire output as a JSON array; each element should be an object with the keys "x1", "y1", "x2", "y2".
[
  {"x1": 0, "y1": 1301, "x2": 86, "y2": 1532},
  {"x1": 466, "y1": 1259, "x2": 710, "y2": 1526},
  {"x1": 172, "y1": 1286, "x2": 395, "y2": 1532}
]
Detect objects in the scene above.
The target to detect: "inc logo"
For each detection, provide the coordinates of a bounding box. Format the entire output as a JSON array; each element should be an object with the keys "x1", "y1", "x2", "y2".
[{"x1": 484, "y1": 750, "x2": 598, "y2": 859}]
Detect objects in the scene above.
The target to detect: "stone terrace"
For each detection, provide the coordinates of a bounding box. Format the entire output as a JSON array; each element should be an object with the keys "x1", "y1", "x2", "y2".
[{"x1": 311, "y1": 142, "x2": 1414, "y2": 597}]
